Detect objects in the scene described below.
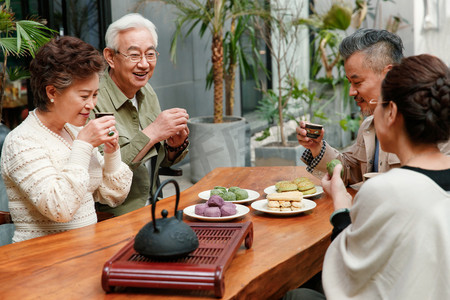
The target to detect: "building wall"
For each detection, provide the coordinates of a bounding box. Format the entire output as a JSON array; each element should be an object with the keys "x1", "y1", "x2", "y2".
[
  {"x1": 362, "y1": 0, "x2": 450, "y2": 64},
  {"x1": 269, "y1": 0, "x2": 310, "y2": 91},
  {"x1": 414, "y1": 0, "x2": 450, "y2": 64},
  {"x1": 377, "y1": 0, "x2": 415, "y2": 57}
]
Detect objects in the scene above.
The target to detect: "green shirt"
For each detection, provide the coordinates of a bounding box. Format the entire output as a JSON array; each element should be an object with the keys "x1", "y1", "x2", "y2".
[{"x1": 91, "y1": 71, "x2": 187, "y2": 216}]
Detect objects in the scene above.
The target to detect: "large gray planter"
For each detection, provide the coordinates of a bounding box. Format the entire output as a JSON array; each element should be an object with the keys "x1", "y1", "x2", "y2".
[
  {"x1": 188, "y1": 116, "x2": 247, "y2": 183},
  {"x1": 254, "y1": 142, "x2": 306, "y2": 167}
]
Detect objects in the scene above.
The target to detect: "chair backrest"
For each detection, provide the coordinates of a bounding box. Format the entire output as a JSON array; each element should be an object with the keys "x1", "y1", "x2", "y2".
[
  {"x1": 0, "y1": 211, "x2": 13, "y2": 225},
  {"x1": 0, "y1": 211, "x2": 14, "y2": 246}
]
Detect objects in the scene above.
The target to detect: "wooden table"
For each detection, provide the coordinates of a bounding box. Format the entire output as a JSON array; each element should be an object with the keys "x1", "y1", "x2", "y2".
[{"x1": 0, "y1": 167, "x2": 354, "y2": 299}]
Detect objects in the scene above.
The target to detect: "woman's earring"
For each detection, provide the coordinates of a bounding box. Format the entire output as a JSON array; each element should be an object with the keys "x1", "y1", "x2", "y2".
[{"x1": 50, "y1": 99, "x2": 54, "y2": 103}]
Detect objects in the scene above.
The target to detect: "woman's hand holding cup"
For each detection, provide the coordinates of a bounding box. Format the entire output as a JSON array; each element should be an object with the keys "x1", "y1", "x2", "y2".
[{"x1": 78, "y1": 113, "x2": 118, "y2": 152}]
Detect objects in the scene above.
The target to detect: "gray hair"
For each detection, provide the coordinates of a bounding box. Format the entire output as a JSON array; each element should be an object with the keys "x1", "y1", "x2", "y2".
[
  {"x1": 105, "y1": 13, "x2": 158, "y2": 50},
  {"x1": 339, "y1": 29, "x2": 404, "y2": 73}
]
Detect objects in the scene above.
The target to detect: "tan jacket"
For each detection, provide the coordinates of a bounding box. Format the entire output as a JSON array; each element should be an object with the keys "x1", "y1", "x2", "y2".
[{"x1": 307, "y1": 116, "x2": 450, "y2": 185}]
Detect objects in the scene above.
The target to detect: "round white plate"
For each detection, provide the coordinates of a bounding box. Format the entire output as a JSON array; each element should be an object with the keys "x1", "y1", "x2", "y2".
[
  {"x1": 183, "y1": 204, "x2": 250, "y2": 221},
  {"x1": 251, "y1": 199, "x2": 317, "y2": 215},
  {"x1": 198, "y1": 189, "x2": 261, "y2": 204},
  {"x1": 263, "y1": 185, "x2": 323, "y2": 198}
]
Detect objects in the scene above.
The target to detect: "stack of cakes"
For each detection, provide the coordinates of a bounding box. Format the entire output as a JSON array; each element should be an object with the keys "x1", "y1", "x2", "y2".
[
  {"x1": 266, "y1": 191, "x2": 304, "y2": 211},
  {"x1": 275, "y1": 177, "x2": 316, "y2": 195}
]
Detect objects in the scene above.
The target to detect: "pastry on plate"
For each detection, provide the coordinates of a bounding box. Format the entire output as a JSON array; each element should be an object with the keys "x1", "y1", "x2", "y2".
[
  {"x1": 297, "y1": 180, "x2": 315, "y2": 192},
  {"x1": 273, "y1": 177, "x2": 317, "y2": 195},
  {"x1": 266, "y1": 191, "x2": 304, "y2": 211},
  {"x1": 301, "y1": 187, "x2": 317, "y2": 195},
  {"x1": 292, "y1": 177, "x2": 311, "y2": 185},
  {"x1": 275, "y1": 181, "x2": 298, "y2": 192}
]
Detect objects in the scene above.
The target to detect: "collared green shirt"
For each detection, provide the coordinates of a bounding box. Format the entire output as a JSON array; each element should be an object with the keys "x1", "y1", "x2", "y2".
[{"x1": 90, "y1": 71, "x2": 187, "y2": 216}]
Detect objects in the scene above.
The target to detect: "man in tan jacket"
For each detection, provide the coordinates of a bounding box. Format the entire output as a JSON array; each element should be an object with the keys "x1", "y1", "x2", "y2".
[{"x1": 297, "y1": 29, "x2": 450, "y2": 185}]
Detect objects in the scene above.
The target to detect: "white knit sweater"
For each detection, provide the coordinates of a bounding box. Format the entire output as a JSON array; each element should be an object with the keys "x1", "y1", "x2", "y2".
[
  {"x1": 323, "y1": 168, "x2": 450, "y2": 299},
  {"x1": 0, "y1": 111, "x2": 132, "y2": 243}
]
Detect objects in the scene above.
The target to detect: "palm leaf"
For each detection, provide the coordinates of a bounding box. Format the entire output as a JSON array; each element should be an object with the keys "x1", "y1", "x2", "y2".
[
  {"x1": 15, "y1": 20, "x2": 54, "y2": 57},
  {"x1": 7, "y1": 66, "x2": 30, "y2": 81},
  {"x1": 0, "y1": 37, "x2": 19, "y2": 56}
]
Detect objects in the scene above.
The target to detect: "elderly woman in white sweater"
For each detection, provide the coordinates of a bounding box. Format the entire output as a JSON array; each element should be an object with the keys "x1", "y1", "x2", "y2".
[
  {"x1": 1, "y1": 36, "x2": 132, "y2": 243},
  {"x1": 284, "y1": 54, "x2": 450, "y2": 299}
]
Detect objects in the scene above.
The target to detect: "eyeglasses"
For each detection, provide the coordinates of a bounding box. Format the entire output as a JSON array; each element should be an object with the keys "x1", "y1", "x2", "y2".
[
  {"x1": 116, "y1": 50, "x2": 159, "y2": 63},
  {"x1": 368, "y1": 99, "x2": 391, "y2": 105}
]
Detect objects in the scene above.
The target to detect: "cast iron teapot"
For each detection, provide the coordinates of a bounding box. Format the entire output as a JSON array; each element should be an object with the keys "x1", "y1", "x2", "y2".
[{"x1": 134, "y1": 179, "x2": 199, "y2": 259}]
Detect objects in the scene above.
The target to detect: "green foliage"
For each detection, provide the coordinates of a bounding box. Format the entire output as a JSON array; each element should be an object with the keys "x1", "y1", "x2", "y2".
[
  {"x1": 0, "y1": 0, "x2": 55, "y2": 118},
  {"x1": 256, "y1": 76, "x2": 334, "y2": 142},
  {"x1": 339, "y1": 114, "x2": 361, "y2": 132},
  {"x1": 7, "y1": 65, "x2": 28, "y2": 81},
  {"x1": 323, "y1": 3, "x2": 352, "y2": 30},
  {"x1": 256, "y1": 89, "x2": 279, "y2": 124},
  {"x1": 294, "y1": 2, "x2": 352, "y2": 80},
  {"x1": 255, "y1": 127, "x2": 270, "y2": 142},
  {"x1": 0, "y1": 2, "x2": 54, "y2": 59}
]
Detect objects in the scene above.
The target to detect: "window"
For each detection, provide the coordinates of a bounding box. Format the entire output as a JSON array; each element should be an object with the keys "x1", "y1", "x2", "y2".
[{"x1": 38, "y1": 0, "x2": 111, "y2": 50}]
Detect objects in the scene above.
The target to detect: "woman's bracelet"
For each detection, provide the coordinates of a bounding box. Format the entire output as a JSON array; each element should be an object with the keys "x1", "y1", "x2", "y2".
[{"x1": 165, "y1": 138, "x2": 189, "y2": 153}]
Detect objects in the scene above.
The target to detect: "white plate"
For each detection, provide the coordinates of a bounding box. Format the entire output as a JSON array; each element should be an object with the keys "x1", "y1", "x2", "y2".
[
  {"x1": 263, "y1": 185, "x2": 323, "y2": 198},
  {"x1": 198, "y1": 189, "x2": 261, "y2": 204},
  {"x1": 183, "y1": 204, "x2": 250, "y2": 221},
  {"x1": 251, "y1": 199, "x2": 316, "y2": 215}
]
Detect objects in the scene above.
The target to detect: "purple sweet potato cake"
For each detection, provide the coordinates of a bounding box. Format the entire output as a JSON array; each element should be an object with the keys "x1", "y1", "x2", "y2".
[
  {"x1": 220, "y1": 203, "x2": 237, "y2": 216},
  {"x1": 207, "y1": 195, "x2": 225, "y2": 207},
  {"x1": 204, "y1": 206, "x2": 221, "y2": 217},
  {"x1": 194, "y1": 203, "x2": 208, "y2": 215}
]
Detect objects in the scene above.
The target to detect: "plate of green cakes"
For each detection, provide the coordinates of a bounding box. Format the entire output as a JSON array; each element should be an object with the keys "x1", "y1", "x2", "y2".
[{"x1": 198, "y1": 186, "x2": 261, "y2": 204}]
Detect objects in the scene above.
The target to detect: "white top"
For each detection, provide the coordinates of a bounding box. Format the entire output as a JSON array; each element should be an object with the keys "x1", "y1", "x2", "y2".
[
  {"x1": 322, "y1": 168, "x2": 450, "y2": 299},
  {"x1": 0, "y1": 111, "x2": 132, "y2": 242}
]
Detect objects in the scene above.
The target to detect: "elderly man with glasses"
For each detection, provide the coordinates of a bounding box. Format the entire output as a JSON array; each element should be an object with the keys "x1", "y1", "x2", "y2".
[
  {"x1": 91, "y1": 13, "x2": 189, "y2": 216},
  {"x1": 296, "y1": 29, "x2": 450, "y2": 186}
]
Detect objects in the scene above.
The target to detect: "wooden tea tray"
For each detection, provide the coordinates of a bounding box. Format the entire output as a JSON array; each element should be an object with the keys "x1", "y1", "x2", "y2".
[{"x1": 102, "y1": 221, "x2": 253, "y2": 297}]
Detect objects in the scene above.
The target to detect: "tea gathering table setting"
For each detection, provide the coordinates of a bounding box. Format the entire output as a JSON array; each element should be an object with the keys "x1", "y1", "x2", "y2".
[{"x1": 0, "y1": 166, "x2": 356, "y2": 299}]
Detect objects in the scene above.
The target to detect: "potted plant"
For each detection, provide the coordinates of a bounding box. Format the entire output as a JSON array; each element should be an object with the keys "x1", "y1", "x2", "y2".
[
  {"x1": 252, "y1": 0, "x2": 377, "y2": 165},
  {"x1": 295, "y1": 1, "x2": 357, "y2": 149},
  {"x1": 249, "y1": 0, "x2": 315, "y2": 166},
  {"x1": 136, "y1": 0, "x2": 267, "y2": 182}
]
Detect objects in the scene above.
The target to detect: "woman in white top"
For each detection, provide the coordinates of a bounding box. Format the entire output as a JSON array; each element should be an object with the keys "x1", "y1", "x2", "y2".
[
  {"x1": 284, "y1": 54, "x2": 450, "y2": 299},
  {"x1": 1, "y1": 36, "x2": 132, "y2": 243}
]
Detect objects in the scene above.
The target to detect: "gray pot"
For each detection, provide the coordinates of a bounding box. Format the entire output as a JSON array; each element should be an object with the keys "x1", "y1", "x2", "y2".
[
  {"x1": 254, "y1": 142, "x2": 306, "y2": 167},
  {"x1": 188, "y1": 116, "x2": 247, "y2": 183}
]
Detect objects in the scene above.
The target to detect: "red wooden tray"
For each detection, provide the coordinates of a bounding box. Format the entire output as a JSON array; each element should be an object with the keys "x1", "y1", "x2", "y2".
[{"x1": 102, "y1": 221, "x2": 253, "y2": 298}]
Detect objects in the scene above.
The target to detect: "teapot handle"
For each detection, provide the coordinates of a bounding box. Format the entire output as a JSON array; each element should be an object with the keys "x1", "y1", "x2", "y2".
[{"x1": 151, "y1": 179, "x2": 181, "y2": 232}]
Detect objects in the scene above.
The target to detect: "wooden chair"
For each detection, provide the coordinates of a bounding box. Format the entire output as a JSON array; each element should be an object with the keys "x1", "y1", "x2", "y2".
[
  {"x1": 0, "y1": 211, "x2": 12, "y2": 225},
  {"x1": 159, "y1": 166, "x2": 183, "y2": 177}
]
